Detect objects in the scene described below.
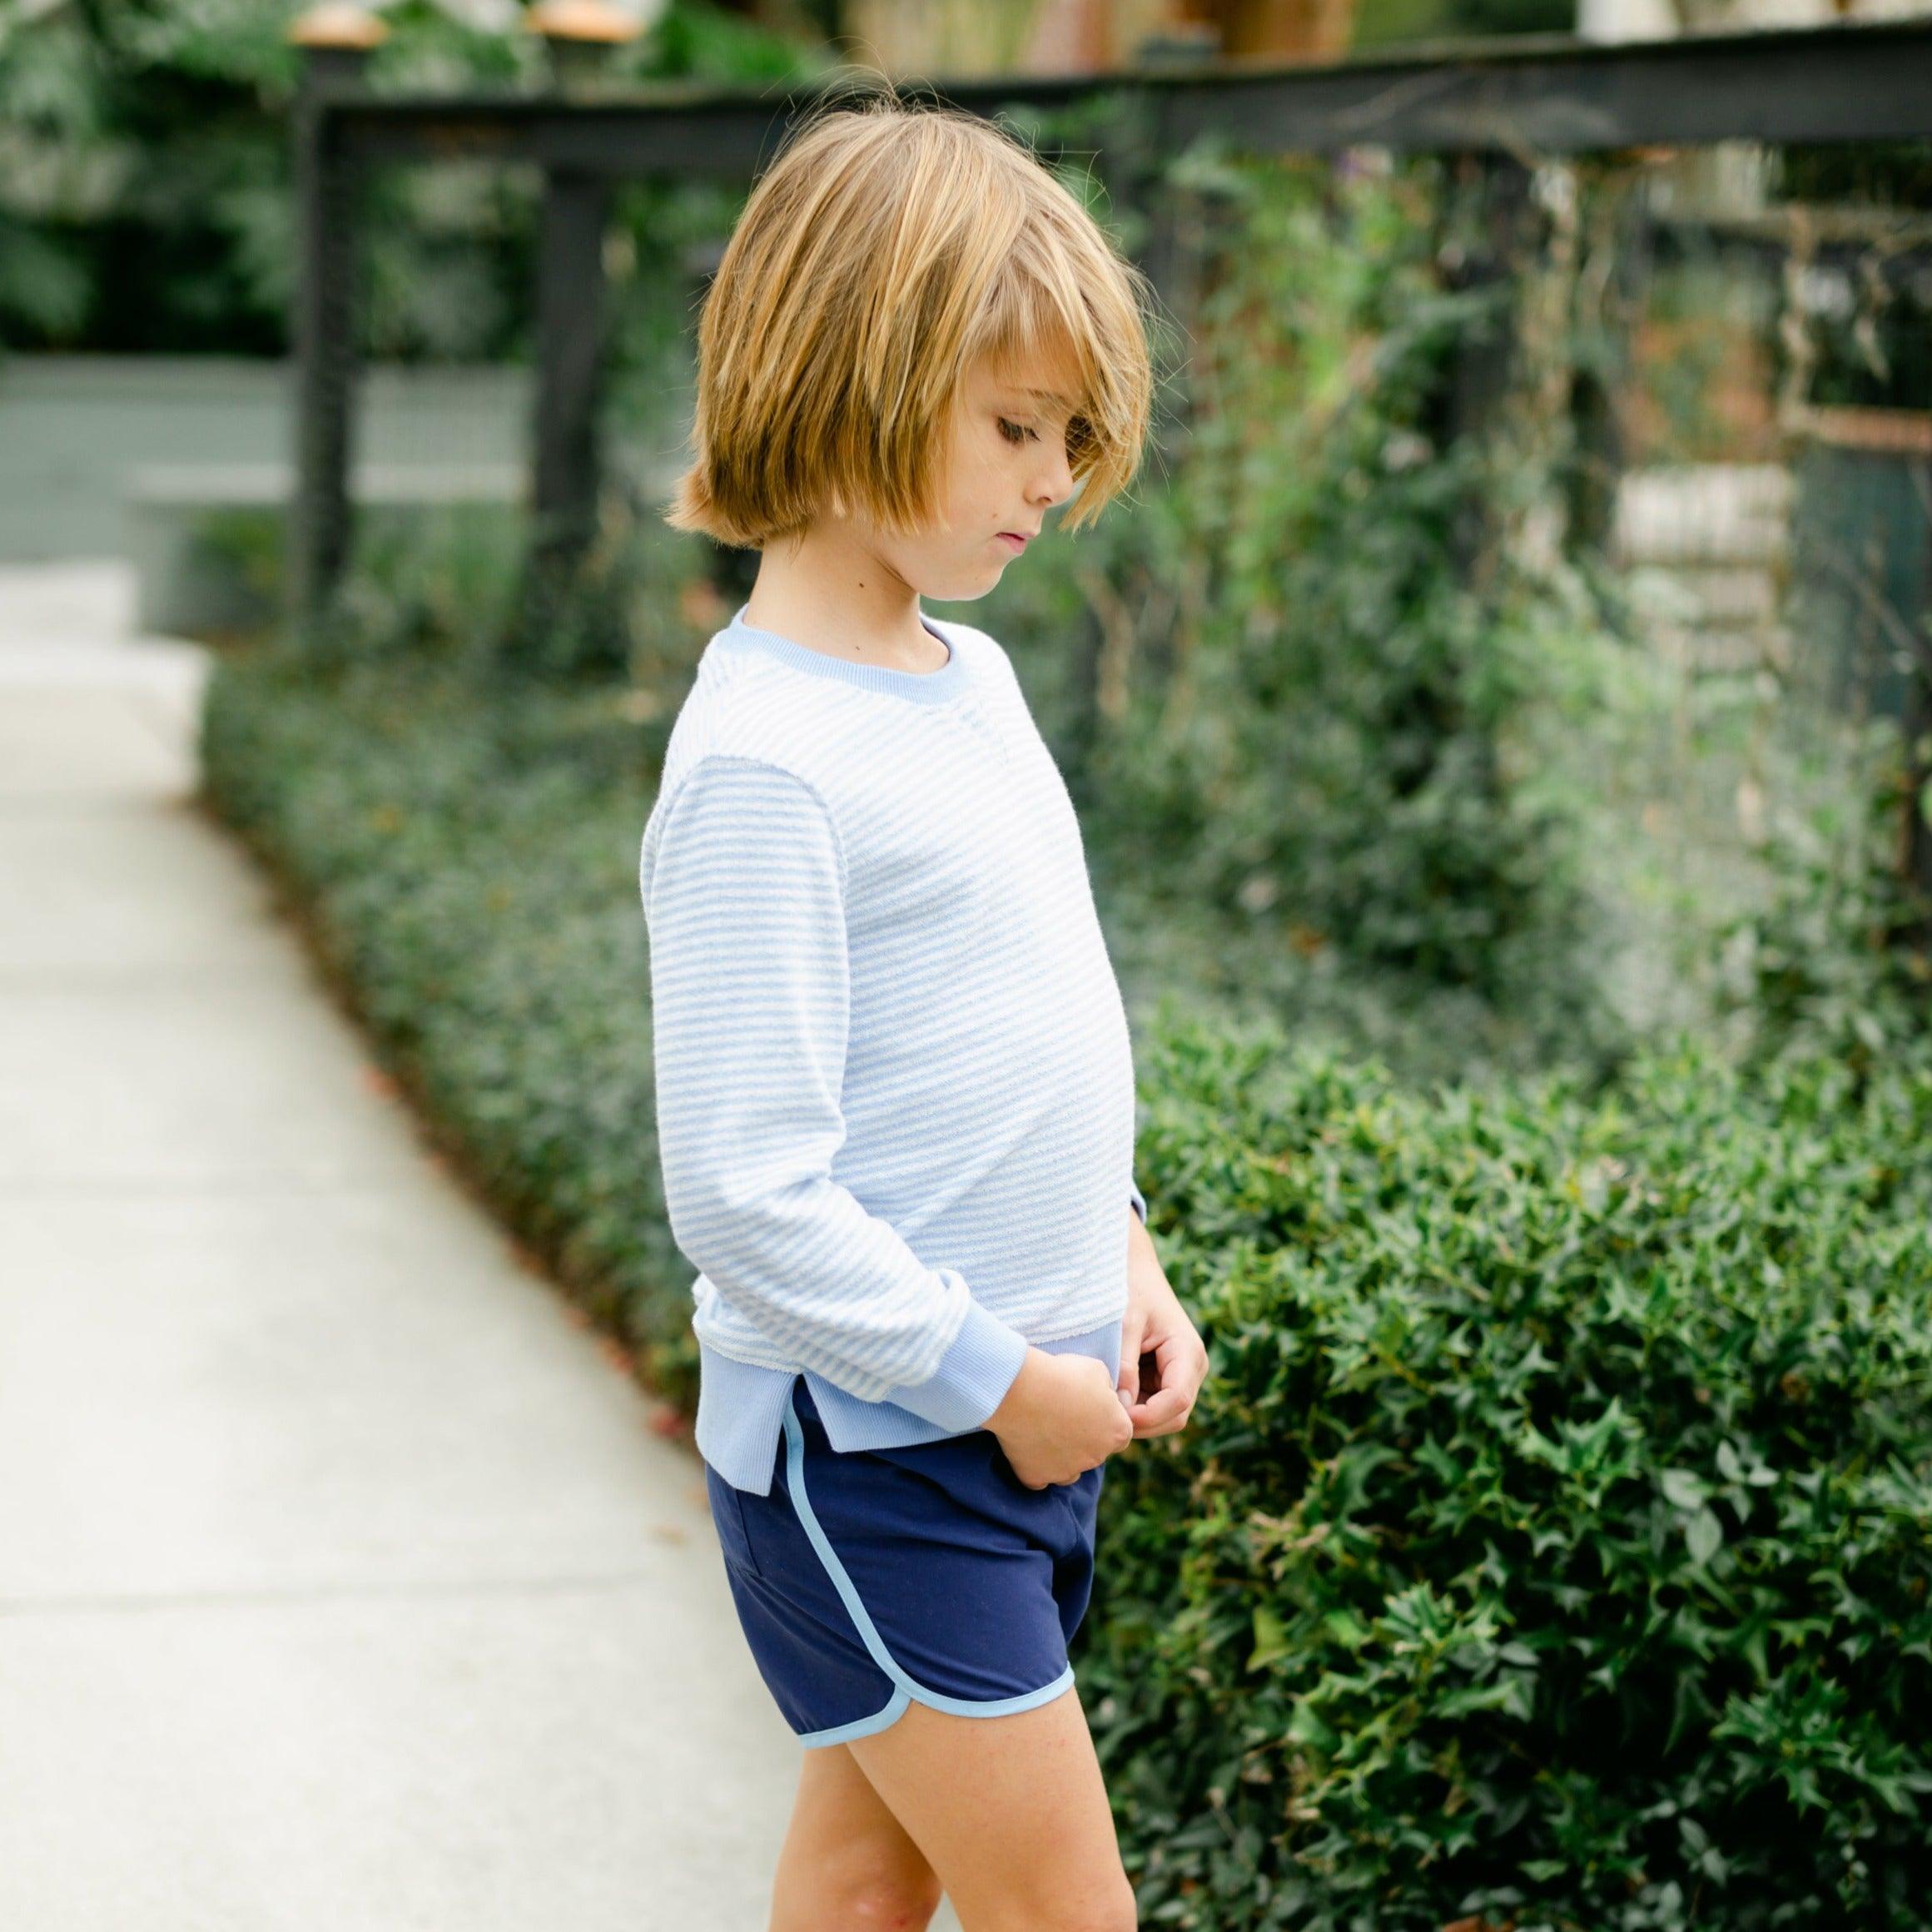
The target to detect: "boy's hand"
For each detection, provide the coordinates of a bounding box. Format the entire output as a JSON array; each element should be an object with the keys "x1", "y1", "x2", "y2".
[
  {"x1": 986, "y1": 1350, "x2": 1133, "y2": 1490},
  {"x1": 1117, "y1": 1204, "x2": 1207, "y2": 1439}
]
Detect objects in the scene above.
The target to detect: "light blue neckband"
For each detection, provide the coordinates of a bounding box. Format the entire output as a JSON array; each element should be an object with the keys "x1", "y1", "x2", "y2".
[{"x1": 718, "y1": 602, "x2": 971, "y2": 706}]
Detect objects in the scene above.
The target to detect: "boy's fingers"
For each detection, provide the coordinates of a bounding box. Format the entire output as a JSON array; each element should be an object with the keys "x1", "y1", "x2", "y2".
[{"x1": 1125, "y1": 1384, "x2": 1190, "y2": 1433}]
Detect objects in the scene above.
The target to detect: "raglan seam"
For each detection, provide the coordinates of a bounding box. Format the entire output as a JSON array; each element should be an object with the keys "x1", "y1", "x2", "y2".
[{"x1": 644, "y1": 749, "x2": 852, "y2": 921}]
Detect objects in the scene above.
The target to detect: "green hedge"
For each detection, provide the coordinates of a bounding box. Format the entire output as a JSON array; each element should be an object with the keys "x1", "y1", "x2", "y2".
[
  {"x1": 1091, "y1": 1021, "x2": 1931, "y2": 1930},
  {"x1": 201, "y1": 646, "x2": 1932, "y2": 1931}
]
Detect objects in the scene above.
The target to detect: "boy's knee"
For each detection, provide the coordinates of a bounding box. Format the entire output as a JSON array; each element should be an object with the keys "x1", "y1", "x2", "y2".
[
  {"x1": 858, "y1": 1869, "x2": 946, "y2": 1930},
  {"x1": 772, "y1": 1860, "x2": 943, "y2": 1932}
]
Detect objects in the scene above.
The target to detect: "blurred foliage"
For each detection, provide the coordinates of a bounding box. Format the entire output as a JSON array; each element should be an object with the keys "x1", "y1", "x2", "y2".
[
  {"x1": 1351, "y1": 0, "x2": 1572, "y2": 48},
  {"x1": 1712, "y1": 714, "x2": 1932, "y2": 1078},
  {"x1": 0, "y1": 0, "x2": 827, "y2": 355}
]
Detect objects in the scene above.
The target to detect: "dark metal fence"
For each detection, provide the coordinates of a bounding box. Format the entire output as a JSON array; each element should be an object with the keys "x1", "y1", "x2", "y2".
[{"x1": 290, "y1": 17, "x2": 1932, "y2": 628}]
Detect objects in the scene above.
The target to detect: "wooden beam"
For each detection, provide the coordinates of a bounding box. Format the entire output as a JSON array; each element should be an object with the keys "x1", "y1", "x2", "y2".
[{"x1": 316, "y1": 21, "x2": 1932, "y2": 175}]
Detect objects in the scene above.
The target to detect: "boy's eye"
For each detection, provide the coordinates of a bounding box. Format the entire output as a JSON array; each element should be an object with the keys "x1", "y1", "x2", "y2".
[{"x1": 996, "y1": 416, "x2": 1037, "y2": 445}]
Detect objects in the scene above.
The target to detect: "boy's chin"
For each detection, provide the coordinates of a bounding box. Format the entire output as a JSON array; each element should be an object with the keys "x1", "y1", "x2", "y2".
[{"x1": 951, "y1": 560, "x2": 1011, "y2": 601}]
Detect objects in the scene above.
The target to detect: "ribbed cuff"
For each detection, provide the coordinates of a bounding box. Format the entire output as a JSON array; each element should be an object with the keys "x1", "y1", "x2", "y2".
[
  {"x1": 883, "y1": 1297, "x2": 1032, "y2": 1432},
  {"x1": 1130, "y1": 1177, "x2": 1148, "y2": 1224}
]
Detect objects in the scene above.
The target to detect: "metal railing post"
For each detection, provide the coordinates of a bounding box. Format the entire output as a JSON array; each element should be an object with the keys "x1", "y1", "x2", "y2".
[
  {"x1": 526, "y1": 2, "x2": 639, "y2": 581},
  {"x1": 288, "y1": 3, "x2": 385, "y2": 638},
  {"x1": 530, "y1": 170, "x2": 615, "y2": 574}
]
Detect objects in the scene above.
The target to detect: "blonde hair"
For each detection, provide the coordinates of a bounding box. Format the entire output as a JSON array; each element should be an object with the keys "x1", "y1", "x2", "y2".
[{"x1": 662, "y1": 90, "x2": 1157, "y2": 549}]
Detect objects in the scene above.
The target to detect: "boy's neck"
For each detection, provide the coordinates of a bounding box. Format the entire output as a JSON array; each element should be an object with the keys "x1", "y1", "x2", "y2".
[{"x1": 741, "y1": 524, "x2": 947, "y2": 674}]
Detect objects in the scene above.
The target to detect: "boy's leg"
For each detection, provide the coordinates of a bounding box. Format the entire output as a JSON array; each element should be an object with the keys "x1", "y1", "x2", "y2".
[
  {"x1": 769, "y1": 1741, "x2": 945, "y2": 1932},
  {"x1": 844, "y1": 1687, "x2": 1137, "y2": 1932}
]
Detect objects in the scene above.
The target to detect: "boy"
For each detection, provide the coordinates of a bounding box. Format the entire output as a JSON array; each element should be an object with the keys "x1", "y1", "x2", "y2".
[{"x1": 642, "y1": 90, "x2": 1209, "y2": 1931}]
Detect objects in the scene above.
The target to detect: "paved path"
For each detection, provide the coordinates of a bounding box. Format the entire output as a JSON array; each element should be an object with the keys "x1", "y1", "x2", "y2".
[{"x1": 0, "y1": 561, "x2": 827, "y2": 1930}]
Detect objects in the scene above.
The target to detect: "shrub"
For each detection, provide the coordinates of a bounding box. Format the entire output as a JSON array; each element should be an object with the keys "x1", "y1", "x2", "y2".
[{"x1": 1090, "y1": 1011, "x2": 1932, "y2": 1930}]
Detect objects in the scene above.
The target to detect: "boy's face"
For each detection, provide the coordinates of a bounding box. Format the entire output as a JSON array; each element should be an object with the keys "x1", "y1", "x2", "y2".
[{"x1": 869, "y1": 348, "x2": 1082, "y2": 603}]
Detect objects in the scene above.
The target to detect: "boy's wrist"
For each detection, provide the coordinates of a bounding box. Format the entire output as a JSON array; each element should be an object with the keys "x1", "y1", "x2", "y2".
[
  {"x1": 882, "y1": 1297, "x2": 1031, "y2": 1433},
  {"x1": 984, "y1": 1343, "x2": 1046, "y2": 1433}
]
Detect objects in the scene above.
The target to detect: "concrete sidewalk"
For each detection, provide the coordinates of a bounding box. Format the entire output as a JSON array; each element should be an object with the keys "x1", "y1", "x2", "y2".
[{"x1": 0, "y1": 563, "x2": 813, "y2": 1930}]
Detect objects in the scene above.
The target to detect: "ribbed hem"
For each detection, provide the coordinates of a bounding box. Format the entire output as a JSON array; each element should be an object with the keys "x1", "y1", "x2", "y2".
[
  {"x1": 717, "y1": 603, "x2": 973, "y2": 705},
  {"x1": 693, "y1": 1355, "x2": 797, "y2": 1494},
  {"x1": 695, "y1": 1314, "x2": 1124, "y2": 1496}
]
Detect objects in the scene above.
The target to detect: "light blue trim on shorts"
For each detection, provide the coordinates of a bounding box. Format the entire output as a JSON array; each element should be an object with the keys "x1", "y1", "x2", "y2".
[{"x1": 780, "y1": 1385, "x2": 1078, "y2": 1750}]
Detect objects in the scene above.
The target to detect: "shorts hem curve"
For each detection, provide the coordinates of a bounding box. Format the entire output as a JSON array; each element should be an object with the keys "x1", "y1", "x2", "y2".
[
  {"x1": 781, "y1": 1388, "x2": 1080, "y2": 1726},
  {"x1": 906, "y1": 1661, "x2": 1077, "y2": 1720},
  {"x1": 798, "y1": 1684, "x2": 912, "y2": 1748}
]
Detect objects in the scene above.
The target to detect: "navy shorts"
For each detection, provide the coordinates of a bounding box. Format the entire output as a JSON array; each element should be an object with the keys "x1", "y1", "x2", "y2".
[{"x1": 705, "y1": 1373, "x2": 1106, "y2": 1748}]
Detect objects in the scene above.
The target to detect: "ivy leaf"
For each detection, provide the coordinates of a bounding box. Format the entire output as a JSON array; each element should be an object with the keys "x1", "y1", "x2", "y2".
[
  {"x1": 1661, "y1": 1468, "x2": 1707, "y2": 1511},
  {"x1": 1249, "y1": 1602, "x2": 1291, "y2": 1671},
  {"x1": 1686, "y1": 1507, "x2": 1724, "y2": 1567}
]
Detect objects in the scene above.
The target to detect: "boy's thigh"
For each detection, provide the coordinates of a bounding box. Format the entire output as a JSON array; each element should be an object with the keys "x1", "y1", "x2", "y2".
[
  {"x1": 777, "y1": 1740, "x2": 940, "y2": 1900},
  {"x1": 844, "y1": 1686, "x2": 1135, "y2": 1932}
]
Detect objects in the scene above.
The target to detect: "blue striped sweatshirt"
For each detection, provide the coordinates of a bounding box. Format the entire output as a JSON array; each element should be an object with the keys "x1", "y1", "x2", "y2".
[{"x1": 638, "y1": 603, "x2": 1145, "y2": 1495}]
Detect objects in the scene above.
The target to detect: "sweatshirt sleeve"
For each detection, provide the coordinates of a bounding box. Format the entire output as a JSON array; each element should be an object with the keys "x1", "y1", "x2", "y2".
[
  {"x1": 642, "y1": 752, "x2": 1031, "y2": 1428},
  {"x1": 1130, "y1": 1177, "x2": 1148, "y2": 1223}
]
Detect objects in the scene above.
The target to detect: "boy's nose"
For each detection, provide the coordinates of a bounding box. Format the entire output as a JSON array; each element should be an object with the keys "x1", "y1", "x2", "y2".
[{"x1": 1034, "y1": 448, "x2": 1075, "y2": 506}]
